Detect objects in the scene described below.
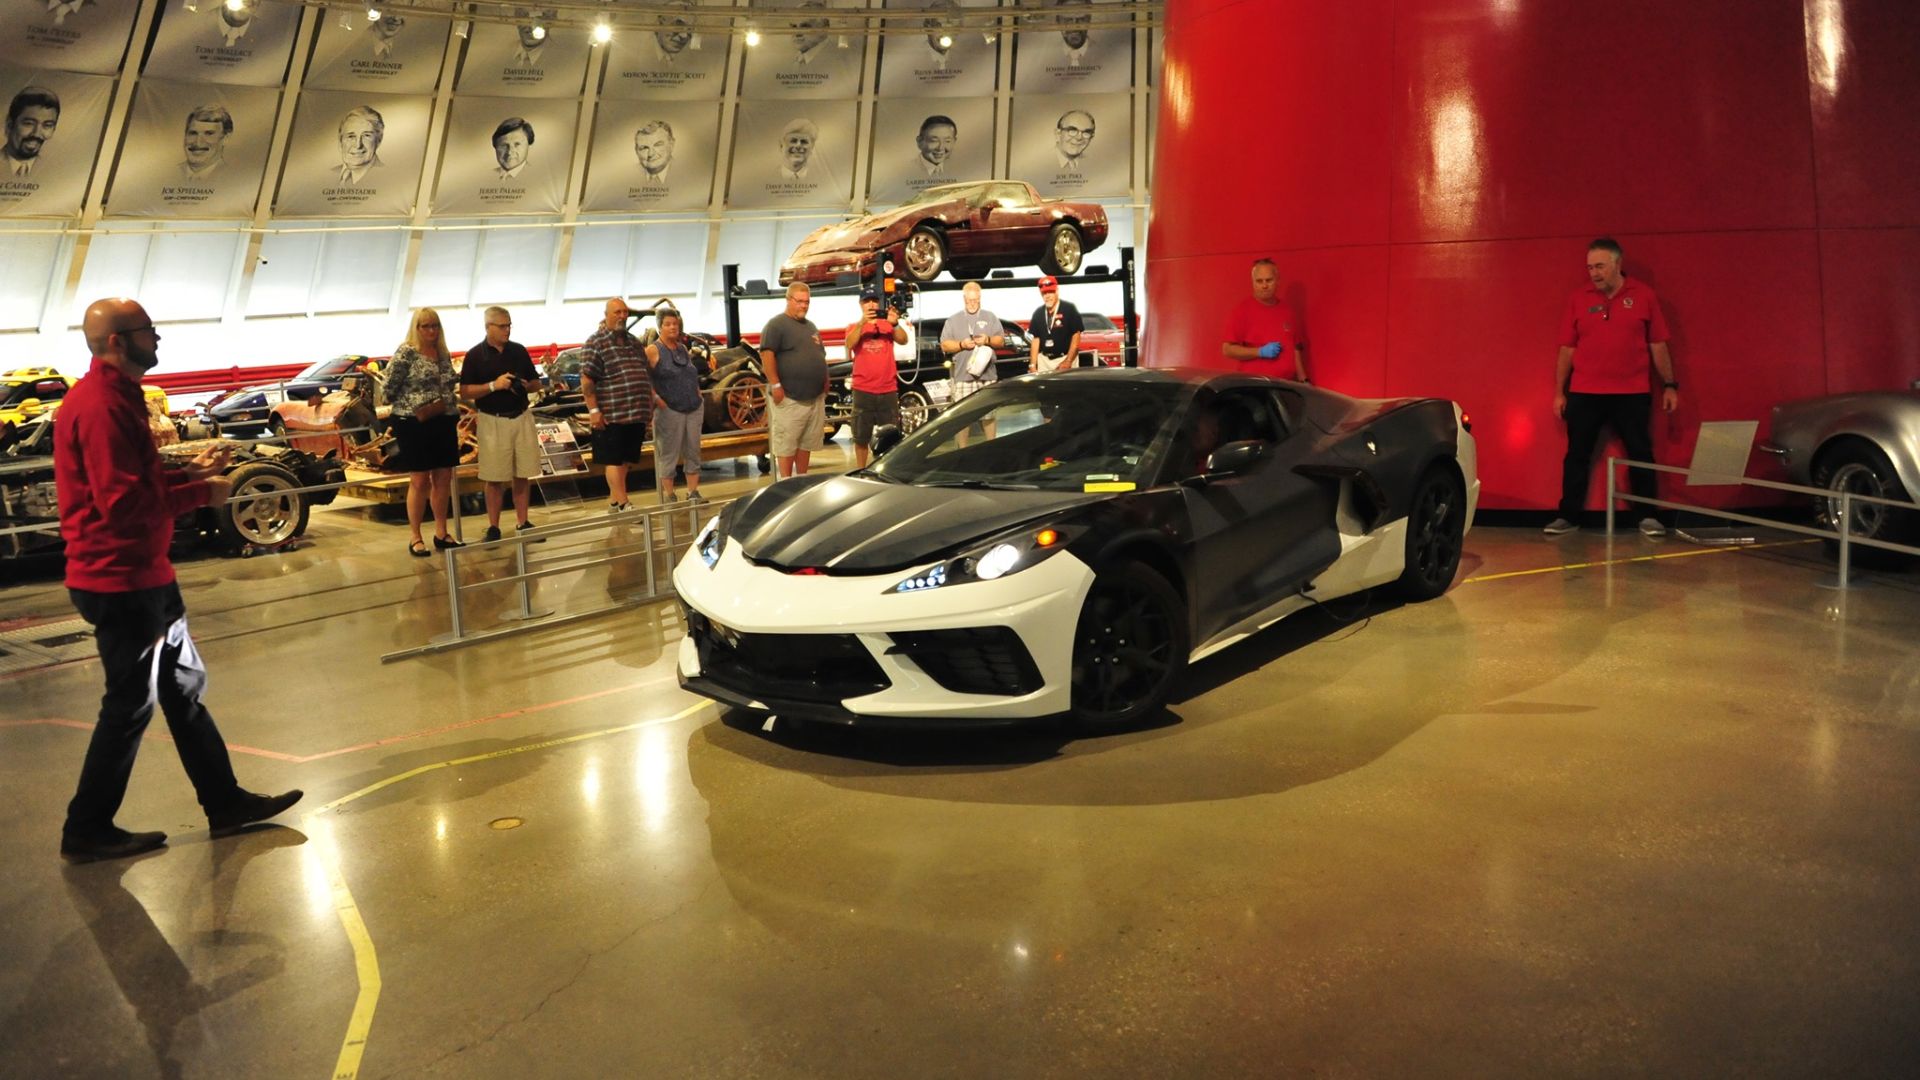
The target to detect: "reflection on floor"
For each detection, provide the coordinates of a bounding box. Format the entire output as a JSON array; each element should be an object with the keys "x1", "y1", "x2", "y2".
[{"x1": 4, "y1": 454, "x2": 1918, "y2": 1076}]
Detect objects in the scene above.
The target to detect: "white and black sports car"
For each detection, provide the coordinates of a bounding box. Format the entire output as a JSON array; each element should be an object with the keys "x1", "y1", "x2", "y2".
[{"x1": 673, "y1": 369, "x2": 1479, "y2": 728}]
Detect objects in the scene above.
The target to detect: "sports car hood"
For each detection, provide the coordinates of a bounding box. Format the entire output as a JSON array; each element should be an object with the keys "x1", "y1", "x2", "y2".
[
  {"x1": 790, "y1": 207, "x2": 916, "y2": 259},
  {"x1": 727, "y1": 474, "x2": 1101, "y2": 573}
]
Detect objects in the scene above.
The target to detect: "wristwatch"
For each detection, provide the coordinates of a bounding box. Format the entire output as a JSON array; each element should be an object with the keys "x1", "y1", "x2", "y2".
[{"x1": 1663, "y1": 381, "x2": 1679, "y2": 389}]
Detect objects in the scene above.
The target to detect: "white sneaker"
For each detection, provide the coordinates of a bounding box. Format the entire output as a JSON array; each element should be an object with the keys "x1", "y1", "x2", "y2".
[
  {"x1": 1542, "y1": 517, "x2": 1577, "y2": 536},
  {"x1": 1638, "y1": 517, "x2": 1668, "y2": 538},
  {"x1": 608, "y1": 501, "x2": 629, "y2": 514}
]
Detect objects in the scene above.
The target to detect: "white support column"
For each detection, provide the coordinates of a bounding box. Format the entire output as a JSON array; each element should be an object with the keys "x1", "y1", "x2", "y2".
[
  {"x1": 700, "y1": 0, "x2": 750, "y2": 323},
  {"x1": 545, "y1": 36, "x2": 610, "y2": 308},
  {"x1": 226, "y1": 4, "x2": 326, "y2": 324},
  {"x1": 395, "y1": 25, "x2": 469, "y2": 314}
]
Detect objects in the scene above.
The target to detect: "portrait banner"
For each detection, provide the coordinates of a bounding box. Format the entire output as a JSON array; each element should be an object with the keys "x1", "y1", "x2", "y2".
[
  {"x1": 0, "y1": 68, "x2": 112, "y2": 217},
  {"x1": 1013, "y1": 0, "x2": 1130, "y2": 94},
  {"x1": 738, "y1": 0, "x2": 866, "y2": 101},
  {"x1": 455, "y1": 15, "x2": 590, "y2": 99},
  {"x1": 581, "y1": 99, "x2": 718, "y2": 214},
  {"x1": 0, "y1": 0, "x2": 139, "y2": 76},
  {"x1": 600, "y1": 0, "x2": 727, "y2": 101},
  {"x1": 305, "y1": 12, "x2": 450, "y2": 94},
  {"x1": 431, "y1": 96, "x2": 576, "y2": 215},
  {"x1": 876, "y1": 0, "x2": 997, "y2": 100},
  {"x1": 273, "y1": 89, "x2": 431, "y2": 218},
  {"x1": 726, "y1": 100, "x2": 855, "y2": 210},
  {"x1": 867, "y1": 96, "x2": 993, "y2": 208},
  {"x1": 1009, "y1": 93, "x2": 1129, "y2": 199},
  {"x1": 106, "y1": 80, "x2": 278, "y2": 219},
  {"x1": 141, "y1": 0, "x2": 301, "y2": 88}
]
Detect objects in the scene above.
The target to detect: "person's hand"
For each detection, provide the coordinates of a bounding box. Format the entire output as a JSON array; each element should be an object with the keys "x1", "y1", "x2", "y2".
[
  {"x1": 1257, "y1": 341, "x2": 1284, "y2": 359},
  {"x1": 414, "y1": 400, "x2": 445, "y2": 421},
  {"x1": 204, "y1": 474, "x2": 233, "y2": 507},
  {"x1": 771, "y1": 384, "x2": 786, "y2": 405},
  {"x1": 183, "y1": 441, "x2": 232, "y2": 481},
  {"x1": 493, "y1": 374, "x2": 512, "y2": 392},
  {"x1": 1662, "y1": 386, "x2": 1679, "y2": 414},
  {"x1": 589, "y1": 409, "x2": 607, "y2": 430},
  {"x1": 1553, "y1": 392, "x2": 1567, "y2": 419}
]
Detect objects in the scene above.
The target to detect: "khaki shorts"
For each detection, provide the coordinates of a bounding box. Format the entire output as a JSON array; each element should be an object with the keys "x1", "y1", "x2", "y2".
[
  {"x1": 769, "y1": 393, "x2": 827, "y2": 457},
  {"x1": 476, "y1": 411, "x2": 541, "y2": 481}
]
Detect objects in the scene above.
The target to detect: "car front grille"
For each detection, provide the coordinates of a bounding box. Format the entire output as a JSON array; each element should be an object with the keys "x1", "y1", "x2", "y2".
[
  {"x1": 885, "y1": 627, "x2": 1043, "y2": 697},
  {"x1": 685, "y1": 607, "x2": 889, "y2": 704}
]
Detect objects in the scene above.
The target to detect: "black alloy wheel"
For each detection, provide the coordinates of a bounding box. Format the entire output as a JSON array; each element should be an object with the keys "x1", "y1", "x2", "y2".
[
  {"x1": 1393, "y1": 465, "x2": 1466, "y2": 601},
  {"x1": 1070, "y1": 562, "x2": 1188, "y2": 730}
]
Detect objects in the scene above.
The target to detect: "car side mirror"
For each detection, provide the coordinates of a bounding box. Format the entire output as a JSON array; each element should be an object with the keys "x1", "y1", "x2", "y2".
[
  {"x1": 871, "y1": 424, "x2": 905, "y2": 459},
  {"x1": 18, "y1": 398, "x2": 41, "y2": 411},
  {"x1": 1205, "y1": 439, "x2": 1268, "y2": 478}
]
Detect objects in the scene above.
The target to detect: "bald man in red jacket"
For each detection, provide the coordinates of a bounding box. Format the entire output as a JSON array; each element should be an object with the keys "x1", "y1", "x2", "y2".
[{"x1": 54, "y1": 297, "x2": 301, "y2": 862}]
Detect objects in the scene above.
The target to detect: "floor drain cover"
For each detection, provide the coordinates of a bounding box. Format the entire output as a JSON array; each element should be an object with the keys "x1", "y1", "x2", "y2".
[{"x1": 489, "y1": 817, "x2": 524, "y2": 830}]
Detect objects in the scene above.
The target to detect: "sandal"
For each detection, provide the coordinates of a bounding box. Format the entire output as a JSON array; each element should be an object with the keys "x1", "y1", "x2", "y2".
[{"x1": 408, "y1": 539, "x2": 430, "y2": 558}]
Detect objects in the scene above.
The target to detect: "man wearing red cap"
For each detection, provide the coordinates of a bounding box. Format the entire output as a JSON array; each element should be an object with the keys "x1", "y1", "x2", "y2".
[
  {"x1": 1028, "y1": 276, "x2": 1083, "y2": 374},
  {"x1": 1222, "y1": 258, "x2": 1307, "y2": 382}
]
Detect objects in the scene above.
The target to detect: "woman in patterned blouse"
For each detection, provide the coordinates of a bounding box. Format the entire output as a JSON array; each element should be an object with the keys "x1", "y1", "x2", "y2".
[{"x1": 381, "y1": 307, "x2": 463, "y2": 556}]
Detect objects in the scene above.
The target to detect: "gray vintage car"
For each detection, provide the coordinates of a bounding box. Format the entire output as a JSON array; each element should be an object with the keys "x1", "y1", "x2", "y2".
[{"x1": 1760, "y1": 385, "x2": 1920, "y2": 551}]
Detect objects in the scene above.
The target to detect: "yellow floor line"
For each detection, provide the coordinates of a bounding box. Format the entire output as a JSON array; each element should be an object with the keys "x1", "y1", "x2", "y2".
[
  {"x1": 310, "y1": 699, "x2": 714, "y2": 1080},
  {"x1": 1461, "y1": 538, "x2": 1816, "y2": 585}
]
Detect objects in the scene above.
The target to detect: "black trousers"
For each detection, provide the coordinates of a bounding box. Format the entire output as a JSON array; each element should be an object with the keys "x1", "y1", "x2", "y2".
[
  {"x1": 64, "y1": 582, "x2": 239, "y2": 837},
  {"x1": 1560, "y1": 392, "x2": 1659, "y2": 519}
]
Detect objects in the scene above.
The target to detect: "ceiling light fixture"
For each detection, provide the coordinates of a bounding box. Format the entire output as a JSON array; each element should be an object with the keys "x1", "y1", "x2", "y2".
[{"x1": 592, "y1": 20, "x2": 612, "y2": 45}]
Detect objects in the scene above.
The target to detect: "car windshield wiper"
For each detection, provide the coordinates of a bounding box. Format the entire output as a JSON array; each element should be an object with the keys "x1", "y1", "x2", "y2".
[{"x1": 917, "y1": 478, "x2": 1040, "y2": 490}]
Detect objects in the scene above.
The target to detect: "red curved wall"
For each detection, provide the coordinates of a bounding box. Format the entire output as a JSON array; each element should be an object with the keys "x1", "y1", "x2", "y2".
[{"x1": 1146, "y1": 0, "x2": 1920, "y2": 510}]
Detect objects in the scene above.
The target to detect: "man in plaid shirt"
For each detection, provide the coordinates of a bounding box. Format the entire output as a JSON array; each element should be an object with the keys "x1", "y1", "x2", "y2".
[{"x1": 582, "y1": 297, "x2": 655, "y2": 511}]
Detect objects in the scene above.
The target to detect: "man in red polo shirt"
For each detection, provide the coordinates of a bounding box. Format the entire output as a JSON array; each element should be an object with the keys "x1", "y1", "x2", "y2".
[
  {"x1": 1544, "y1": 238, "x2": 1680, "y2": 538},
  {"x1": 1221, "y1": 257, "x2": 1308, "y2": 382},
  {"x1": 54, "y1": 297, "x2": 302, "y2": 862}
]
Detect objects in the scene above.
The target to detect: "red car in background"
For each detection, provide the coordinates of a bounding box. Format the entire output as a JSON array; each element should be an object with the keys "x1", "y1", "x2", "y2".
[
  {"x1": 1076, "y1": 310, "x2": 1129, "y2": 366},
  {"x1": 780, "y1": 180, "x2": 1109, "y2": 286}
]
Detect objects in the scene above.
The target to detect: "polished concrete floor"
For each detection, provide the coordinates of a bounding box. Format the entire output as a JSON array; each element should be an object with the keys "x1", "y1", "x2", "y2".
[{"x1": 3, "y1": 445, "x2": 1918, "y2": 1078}]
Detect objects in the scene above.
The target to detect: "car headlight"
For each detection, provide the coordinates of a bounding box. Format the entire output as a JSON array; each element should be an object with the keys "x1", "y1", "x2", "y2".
[
  {"x1": 888, "y1": 526, "x2": 1072, "y2": 594},
  {"x1": 696, "y1": 515, "x2": 724, "y2": 568}
]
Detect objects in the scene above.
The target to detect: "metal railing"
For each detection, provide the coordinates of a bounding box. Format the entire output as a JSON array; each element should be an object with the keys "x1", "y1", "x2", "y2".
[
  {"x1": 1606, "y1": 456, "x2": 1920, "y2": 587},
  {"x1": 380, "y1": 496, "x2": 734, "y2": 662}
]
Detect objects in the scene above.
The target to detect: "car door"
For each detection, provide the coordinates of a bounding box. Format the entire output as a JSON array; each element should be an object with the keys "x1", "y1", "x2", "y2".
[
  {"x1": 980, "y1": 183, "x2": 1050, "y2": 257},
  {"x1": 1177, "y1": 387, "x2": 1342, "y2": 644}
]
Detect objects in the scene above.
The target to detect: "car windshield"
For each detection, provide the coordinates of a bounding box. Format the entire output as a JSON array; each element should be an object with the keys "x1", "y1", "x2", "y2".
[
  {"x1": 295, "y1": 355, "x2": 361, "y2": 381},
  {"x1": 904, "y1": 182, "x2": 987, "y2": 208},
  {"x1": 870, "y1": 378, "x2": 1184, "y2": 491},
  {"x1": 1, "y1": 383, "x2": 42, "y2": 407}
]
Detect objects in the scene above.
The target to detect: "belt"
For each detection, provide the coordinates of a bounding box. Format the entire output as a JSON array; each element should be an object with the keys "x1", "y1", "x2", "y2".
[{"x1": 482, "y1": 408, "x2": 527, "y2": 420}]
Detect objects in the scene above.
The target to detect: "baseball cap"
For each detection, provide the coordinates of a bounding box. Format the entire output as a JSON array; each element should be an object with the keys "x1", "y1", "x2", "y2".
[
  {"x1": 1036, "y1": 276, "x2": 1058, "y2": 292},
  {"x1": 858, "y1": 287, "x2": 881, "y2": 302}
]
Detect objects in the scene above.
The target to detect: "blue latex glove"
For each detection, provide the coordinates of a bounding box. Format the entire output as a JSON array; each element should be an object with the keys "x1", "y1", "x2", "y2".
[{"x1": 1257, "y1": 341, "x2": 1284, "y2": 359}]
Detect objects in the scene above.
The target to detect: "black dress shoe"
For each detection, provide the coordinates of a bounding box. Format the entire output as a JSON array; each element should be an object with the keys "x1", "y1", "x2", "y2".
[
  {"x1": 433, "y1": 535, "x2": 465, "y2": 550},
  {"x1": 61, "y1": 826, "x2": 168, "y2": 863},
  {"x1": 208, "y1": 789, "x2": 305, "y2": 836}
]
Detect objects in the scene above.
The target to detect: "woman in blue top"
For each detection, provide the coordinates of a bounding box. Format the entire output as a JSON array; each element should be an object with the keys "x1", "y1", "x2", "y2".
[{"x1": 645, "y1": 309, "x2": 706, "y2": 504}]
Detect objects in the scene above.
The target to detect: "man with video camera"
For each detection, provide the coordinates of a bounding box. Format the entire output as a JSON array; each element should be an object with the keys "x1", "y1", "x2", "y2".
[
  {"x1": 845, "y1": 286, "x2": 910, "y2": 468},
  {"x1": 460, "y1": 305, "x2": 545, "y2": 541}
]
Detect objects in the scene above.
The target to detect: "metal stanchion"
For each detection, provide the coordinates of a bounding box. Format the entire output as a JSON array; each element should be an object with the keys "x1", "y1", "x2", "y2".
[
  {"x1": 442, "y1": 545, "x2": 464, "y2": 639},
  {"x1": 1837, "y1": 492, "x2": 1852, "y2": 590},
  {"x1": 1605, "y1": 456, "x2": 1617, "y2": 537}
]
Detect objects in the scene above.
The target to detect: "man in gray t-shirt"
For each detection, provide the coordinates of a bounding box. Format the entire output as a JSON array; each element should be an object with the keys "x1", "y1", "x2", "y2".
[
  {"x1": 760, "y1": 281, "x2": 830, "y2": 477},
  {"x1": 940, "y1": 281, "x2": 1007, "y2": 392}
]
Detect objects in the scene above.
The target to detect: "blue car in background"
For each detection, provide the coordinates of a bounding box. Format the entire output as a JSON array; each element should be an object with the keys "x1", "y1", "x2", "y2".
[{"x1": 202, "y1": 354, "x2": 372, "y2": 437}]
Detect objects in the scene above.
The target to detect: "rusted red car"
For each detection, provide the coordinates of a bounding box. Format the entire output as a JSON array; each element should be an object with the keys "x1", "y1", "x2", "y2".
[{"x1": 779, "y1": 180, "x2": 1109, "y2": 286}]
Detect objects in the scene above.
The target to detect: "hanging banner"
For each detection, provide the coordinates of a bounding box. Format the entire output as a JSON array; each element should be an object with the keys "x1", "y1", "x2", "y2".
[
  {"x1": 876, "y1": 0, "x2": 997, "y2": 100},
  {"x1": 304, "y1": 12, "x2": 450, "y2": 95},
  {"x1": 0, "y1": 0, "x2": 140, "y2": 76},
  {"x1": 1014, "y1": 0, "x2": 1130, "y2": 94},
  {"x1": 431, "y1": 96, "x2": 576, "y2": 215},
  {"x1": 105, "y1": 80, "x2": 278, "y2": 218},
  {"x1": 141, "y1": 0, "x2": 301, "y2": 88},
  {"x1": 581, "y1": 98, "x2": 718, "y2": 214},
  {"x1": 455, "y1": 14, "x2": 590, "y2": 99},
  {"x1": 600, "y1": 0, "x2": 727, "y2": 101},
  {"x1": 867, "y1": 96, "x2": 993, "y2": 208},
  {"x1": 726, "y1": 100, "x2": 855, "y2": 210},
  {"x1": 273, "y1": 89, "x2": 431, "y2": 218},
  {"x1": 1009, "y1": 93, "x2": 1129, "y2": 199},
  {"x1": 0, "y1": 68, "x2": 112, "y2": 217},
  {"x1": 738, "y1": 0, "x2": 865, "y2": 101}
]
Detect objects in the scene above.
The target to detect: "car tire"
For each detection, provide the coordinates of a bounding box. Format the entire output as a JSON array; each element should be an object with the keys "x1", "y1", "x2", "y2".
[
  {"x1": 213, "y1": 461, "x2": 308, "y2": 551},
  {"x1": 903, "y1": 225, "x2": 947, "y2": 282},
  {"x1": 266, "y1": 414, "x2": 287, "y2": 441},
  {"x1": 1070, "y1": 561, "x2": 1188, "y2": 731},
  {"x1": 1813, "y1": 439, "x2": 1916, "y2": 561},
  {"x1": 1392, "y1": 464, "x2": 1467, "y2": 601},
  {"x1": 1038, "y1": 223, "x2": 1085, "y2": 277},
  {"x1": 897, "y1": 388, "x2": 932, "y2": 434}
]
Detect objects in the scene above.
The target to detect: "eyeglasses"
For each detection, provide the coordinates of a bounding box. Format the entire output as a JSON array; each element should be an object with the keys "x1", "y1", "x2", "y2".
[
  {"x1": 486, "y1": 321, "x2": 511, "y2": 328},
  {"x1": 119, "y1": 324, "x2": 158, "y2": 337},
  {"x1": 1058, "y1": 125, "x2": 1094, "y2": 137}
]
